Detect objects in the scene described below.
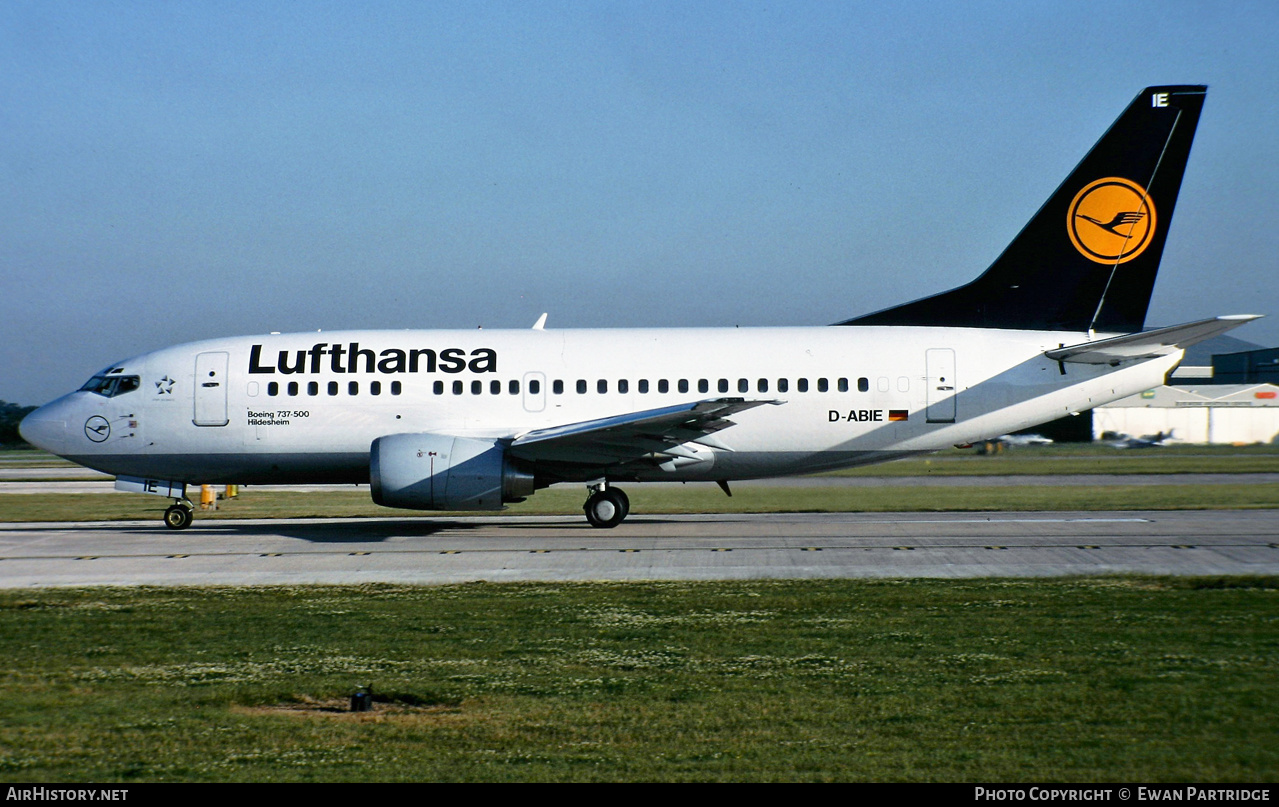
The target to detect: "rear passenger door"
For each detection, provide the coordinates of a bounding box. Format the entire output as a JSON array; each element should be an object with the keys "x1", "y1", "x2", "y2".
[{"x1": 925, "y1": 348, "x2": 956, "y2": 423}]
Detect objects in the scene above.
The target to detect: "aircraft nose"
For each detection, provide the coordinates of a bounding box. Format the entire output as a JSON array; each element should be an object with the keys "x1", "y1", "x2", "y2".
[{"x1": 18, "y1": 405, "x2": 68, "y2": 454}]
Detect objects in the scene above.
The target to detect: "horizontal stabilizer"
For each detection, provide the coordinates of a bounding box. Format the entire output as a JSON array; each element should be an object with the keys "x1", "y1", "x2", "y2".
[
  {"x1": 510, "y1": 398, "x2": 780, "y2": 467},
  {"x1": 1045, "y1": 315, "x2": 1262, "y2": 365}
]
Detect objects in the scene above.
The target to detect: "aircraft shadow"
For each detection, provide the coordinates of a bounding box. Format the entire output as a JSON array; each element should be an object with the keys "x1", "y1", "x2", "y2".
[
  {"x1": 184, "y1": 515, "x2": 710, "y2": 542},
  {"x1": 12, "y1": 514, "x2": 721, "y2": 544}
]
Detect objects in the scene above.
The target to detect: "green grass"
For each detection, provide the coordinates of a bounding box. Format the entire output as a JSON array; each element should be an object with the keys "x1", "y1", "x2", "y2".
[
  {"x1": 830, "y1": 454, "x2": 1279, "y2": 476},
  {"x1": 0, "y1": 577, "x2": 1275, "y2": 782},
  {"x1": 0, "y1": 450, "x2": 83, "y2": 471},
  {"x1": 826, "y1": 443, "x2": 1279, "y2": 476}
]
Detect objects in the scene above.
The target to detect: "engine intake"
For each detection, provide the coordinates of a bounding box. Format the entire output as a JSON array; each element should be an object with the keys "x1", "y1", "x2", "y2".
[{"x1": 370, "y1": 433, "x2": 535, "y2": 511}]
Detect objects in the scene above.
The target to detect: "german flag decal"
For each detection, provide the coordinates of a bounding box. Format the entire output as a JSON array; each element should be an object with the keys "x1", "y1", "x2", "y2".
[{"x1": 889, "y1": 410, "x2": 909, "y2": 422}]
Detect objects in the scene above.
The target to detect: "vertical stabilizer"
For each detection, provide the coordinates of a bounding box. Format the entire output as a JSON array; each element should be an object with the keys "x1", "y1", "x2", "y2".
[{"x1": 838, "y1": 86, "x2": 1206, "y2": 332}]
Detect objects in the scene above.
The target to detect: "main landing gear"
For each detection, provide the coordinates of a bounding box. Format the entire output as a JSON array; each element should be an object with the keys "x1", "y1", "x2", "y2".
[
  {"x1": 584, "y1": 484, "x2": 629, "y2": 529},
  {"x1": 163, "y1": 499, "x2": 195, "y2": 530}
]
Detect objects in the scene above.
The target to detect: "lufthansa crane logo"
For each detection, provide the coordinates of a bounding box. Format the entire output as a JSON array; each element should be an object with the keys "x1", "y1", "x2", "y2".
[
  {"x1": 84, "y1": 416, "x2": 110, "y2": 443},
  {"x1": 1066, "y1": 177, "x2": 1156, "y2": 264}
]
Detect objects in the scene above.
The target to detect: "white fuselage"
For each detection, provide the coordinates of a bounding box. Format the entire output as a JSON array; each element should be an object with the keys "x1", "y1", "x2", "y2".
[{"x1": 22, "y1": 325, "x2": 1179, "y2": 487}]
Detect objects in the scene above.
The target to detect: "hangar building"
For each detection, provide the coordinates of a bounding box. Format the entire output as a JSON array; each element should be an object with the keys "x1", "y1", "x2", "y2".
[{"x1": 1090, "y1": 337, "x2": 1279, "y2": 445}]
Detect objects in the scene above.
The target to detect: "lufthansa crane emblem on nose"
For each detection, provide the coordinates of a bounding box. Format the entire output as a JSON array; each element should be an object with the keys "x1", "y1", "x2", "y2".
[{"x1": 84, "y1": 416, "x2": 110, "y2": 443}]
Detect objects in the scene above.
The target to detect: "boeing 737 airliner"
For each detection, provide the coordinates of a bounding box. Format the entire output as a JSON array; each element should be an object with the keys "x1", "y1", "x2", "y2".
[{"x1": 20, "y1": 86, "x2": 1260, "y2": 529}]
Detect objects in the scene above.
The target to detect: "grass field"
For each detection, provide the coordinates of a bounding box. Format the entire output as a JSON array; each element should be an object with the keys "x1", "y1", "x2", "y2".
[
  {"x1": 1, "y1": 577, "x2": 1275, "y2": 782},
  {"x1": 828, "y1": 444, "x2": 1279, "y2": 476}
]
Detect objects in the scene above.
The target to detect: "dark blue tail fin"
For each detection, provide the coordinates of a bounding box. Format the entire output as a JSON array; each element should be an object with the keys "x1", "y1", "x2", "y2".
[{"x1": 838, "y1": 86, "x2": 1207, "y2": 332}]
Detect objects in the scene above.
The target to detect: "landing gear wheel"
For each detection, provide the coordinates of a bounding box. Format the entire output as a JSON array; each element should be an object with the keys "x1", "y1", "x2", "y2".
[
  {"x1": 584, "y1": 488, "x2": 628, "y2": 529},
  {"x1": 163, "y1": 504, "x2": 193, "y2": 530}
]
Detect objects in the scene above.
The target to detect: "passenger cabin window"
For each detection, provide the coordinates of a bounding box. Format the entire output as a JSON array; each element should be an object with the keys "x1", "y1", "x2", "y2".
[
  {"x1": 758, "y1": 378, "x2": 768, "y2": 393},
  {"x1": 797, "y1": 378, "x2": 809, "y2": 392},
  {"x1": 577, "y1": 380, "x2": 587, "y2": 394},
  {"x1": 328, "y1": 381, "x2": 339, "y2": 396},
  {"x1": 372, "y1": 381, "x2": 382, "y2": 396},
  {"x1": 678, "y1": 379, "x2": 689, "y2": 393},
  {"x1": 307, "y1": 382, "x2": 319, "y2": 396},
  {"x1": 658, "y1": 379, "x2": 669, "y2": 393},
  {"x1": 553, "y1": 380, "x2": 564, "y2": 395},
  {"x1": 718, "y1": 379, "x2": 728, "y2": 393},
  {"x1": 698, "y1": 379, "x2": 708, "y2": 393},
  {"x1": 738, "y1": 378, "x2": 748, "y2": 393},
  {"x1": 78, "y1": 374, "x2": 141, "y2": 398},
  {"x1": 639, "y1": 379, "x2": 649, "y2": 393},
  {"x1": 838, "y1": 378, "x2": 848, "y2": 393},
  {"x1": 349, "y1": 381, "x2": 359, "y2": 396},
  {"x1": 491, "y1": 380, "x2": 502, "y2": 395},
  {"x1": 858, "y1": 377, "x2": 869, "y2": 392},
  {"x1": 288, "y1": 381, "x2": 299, "y2": 396},
  {"x1": 777, "y1": 378, "x2": 788, "y2": 393},
  {"x1": 817, "y1": 378, "x2": 829, "y2": 392},
  {"x1": 597, "y1": 379, "x2": 608, "y2": 394},
  {"x1": 617, "y1": 379, "x2": 628, "y2": 394},
  {"x1": 267, "y1": 381, "x2": 279, "y2": 396},
  {"x1": 391, "y1": 381, "x2": 402, "y2": 395}
]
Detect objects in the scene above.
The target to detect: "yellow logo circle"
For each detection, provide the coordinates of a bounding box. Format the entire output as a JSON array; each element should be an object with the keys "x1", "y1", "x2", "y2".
[{"x1": 1066, "y1": 177, "x2": 1156, "y2": 264}]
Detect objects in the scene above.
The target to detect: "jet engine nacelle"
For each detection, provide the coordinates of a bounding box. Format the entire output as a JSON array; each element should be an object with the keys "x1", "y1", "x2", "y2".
[{"x1": 370, "y1": 432, "x2": 535, "y2": 511}]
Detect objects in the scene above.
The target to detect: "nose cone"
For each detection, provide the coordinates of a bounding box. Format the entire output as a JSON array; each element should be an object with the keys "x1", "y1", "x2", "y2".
[{"x1": 18, "y1": 404, "x2": 68, "y2": 454}]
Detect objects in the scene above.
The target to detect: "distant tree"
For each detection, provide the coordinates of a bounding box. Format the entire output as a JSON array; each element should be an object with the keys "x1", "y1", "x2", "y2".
[{"x1": 0, "y1": 401, "x2": 38, "y2": 448}]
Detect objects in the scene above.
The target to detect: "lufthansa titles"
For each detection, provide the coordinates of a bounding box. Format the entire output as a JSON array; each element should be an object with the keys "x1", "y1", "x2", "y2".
[{"x1": 249, "y1": 343, "x2": 497, "y2": 375}]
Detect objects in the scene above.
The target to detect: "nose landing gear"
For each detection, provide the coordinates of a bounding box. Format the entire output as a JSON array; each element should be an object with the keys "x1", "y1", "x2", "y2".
[
  {"x1": 584, "y1": 484, "x2": 629, "y2": 528},
  {"x1": 163, "y1": 499, "x2": 195, "y2": 530}
]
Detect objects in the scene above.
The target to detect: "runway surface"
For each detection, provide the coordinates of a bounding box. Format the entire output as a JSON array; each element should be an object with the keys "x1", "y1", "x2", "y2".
[
  {"x1": 2, "y1": 509, "x2": 1277, "y2": 588},
  {"x1": 4, "y1": 473, "x2": 1279, "y2": 494}
]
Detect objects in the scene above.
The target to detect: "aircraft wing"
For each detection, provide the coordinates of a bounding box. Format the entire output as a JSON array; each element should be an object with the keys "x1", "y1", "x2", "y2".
[
  {"x1": 509, "y1": 398, "x2": 779, "y2": 467},
  {"x1": 1045, "y1": 315, "x2": 1262, "y2": 365}
]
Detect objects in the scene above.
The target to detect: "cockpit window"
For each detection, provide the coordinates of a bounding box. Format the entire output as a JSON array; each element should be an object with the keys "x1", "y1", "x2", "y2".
[{"x1": 79, "y1": 374, "x2": 141, "y2": 397}]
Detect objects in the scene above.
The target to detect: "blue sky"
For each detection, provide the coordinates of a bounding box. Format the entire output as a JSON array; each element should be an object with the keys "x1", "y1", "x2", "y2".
[{"x1": 4, "y1": 1, "x2": 1278, "y2": 404}]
